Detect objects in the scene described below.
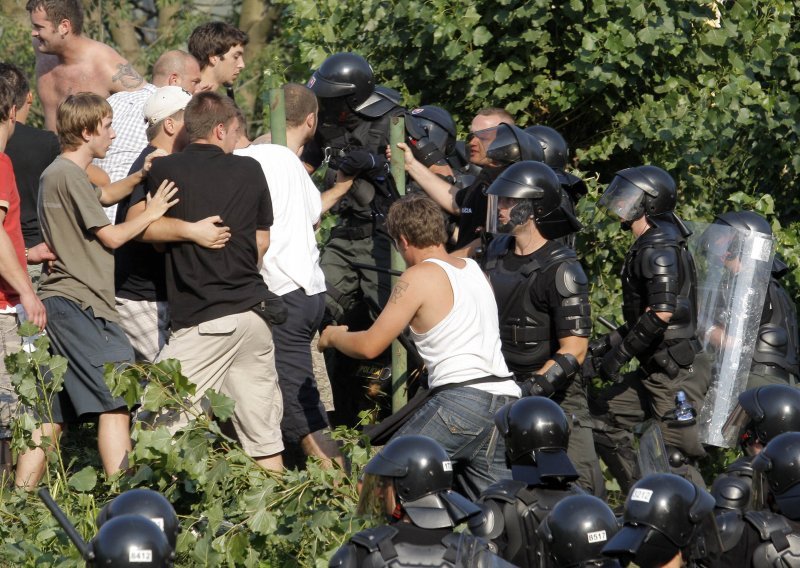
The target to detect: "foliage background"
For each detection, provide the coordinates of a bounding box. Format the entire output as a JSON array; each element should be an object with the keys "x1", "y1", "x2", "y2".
[{"x1": 1, "y1": 0, "x2": 799, "y2": 564}]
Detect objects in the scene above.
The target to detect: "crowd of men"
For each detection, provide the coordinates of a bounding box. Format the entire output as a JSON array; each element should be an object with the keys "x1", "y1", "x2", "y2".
[{"x1": 0, "y1": 0, "x2": 799, "y2": 565}]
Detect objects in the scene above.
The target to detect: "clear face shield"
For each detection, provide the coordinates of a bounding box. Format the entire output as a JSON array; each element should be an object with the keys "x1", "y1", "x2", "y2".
[
  {"x1": 597, "y1": 177, "x2": 645, "y2": 222},
  {"x1": 485, "y1": 195, "x2": 528, "y2": 235},
  {"x1": 485, "y1": 124, "x2": 521, "y2": 166},
  {"x1": 721, "y1": 403, "x2": 756, "y2": 452},
  {"x1": 466, "y1": 125, "x2": 500, "y2": 165},
  {"x1": 356, "y1": 474, "x2": 397, "y2": 523}
]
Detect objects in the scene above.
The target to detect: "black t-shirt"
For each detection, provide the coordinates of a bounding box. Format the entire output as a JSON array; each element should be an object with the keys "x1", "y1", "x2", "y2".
[
  {"x1": 5, "y1": 122, "x2": 60, "y2": 247},
  {"x1": 146, "y1": 143, "x2": 273, "y2": 330},
  {"x1": 114, "y1": 145, "x2": 165, "y2": 302}
]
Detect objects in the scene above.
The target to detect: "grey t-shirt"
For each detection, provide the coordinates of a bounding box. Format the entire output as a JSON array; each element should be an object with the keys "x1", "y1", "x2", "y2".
[{"x1": 38, "y1": 156, "x2": 116, "y2": 321}]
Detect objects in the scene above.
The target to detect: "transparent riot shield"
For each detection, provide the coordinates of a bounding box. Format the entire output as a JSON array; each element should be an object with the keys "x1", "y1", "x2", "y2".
[
  {"x1": 689, "y1": 221, "x2": 775, "y2": 447},
  {"x1": 636, "y1": 419, "x2": 670, "y2": 476}
]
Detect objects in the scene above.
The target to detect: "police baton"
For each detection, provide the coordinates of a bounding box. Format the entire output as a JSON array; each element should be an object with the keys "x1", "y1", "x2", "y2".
[
  {"x1": 38, "y1": 487, "x2": 95, "y2": 560},
  {"x1": 598, "y1": 316, "x2": 619, "y2": 331}
]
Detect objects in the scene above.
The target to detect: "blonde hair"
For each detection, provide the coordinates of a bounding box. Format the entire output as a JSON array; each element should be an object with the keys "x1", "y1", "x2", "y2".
[{"x1": 56, "y1": 92, "x2": 112, "y2": 151}]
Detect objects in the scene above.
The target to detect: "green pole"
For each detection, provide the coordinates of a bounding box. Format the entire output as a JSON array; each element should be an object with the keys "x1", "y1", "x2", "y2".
[
  {"x1": 269, "y1": 88, "x2": 287, "y2": 147},
  {"x1": 389, "y1": 116, "x2": 407, "y2": 413}
]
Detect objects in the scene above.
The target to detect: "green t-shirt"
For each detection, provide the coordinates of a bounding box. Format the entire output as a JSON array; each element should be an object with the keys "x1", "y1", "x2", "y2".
[{"x1": 38, "y1": 156, "x2": 117, "y2": 321}]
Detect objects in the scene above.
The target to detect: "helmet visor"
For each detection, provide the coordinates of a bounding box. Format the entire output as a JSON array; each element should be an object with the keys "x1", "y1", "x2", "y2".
[
  {"x1": 486, "y1": 194, "x2": 499, "y2": 234},
  {"x1": 486, "y1": 124, "x2": 521, "y2": 166},
  {"x1": 356, "y1": 474, "x2": 396, "y2": 522},
  {"x1": 721, "y1": 402, "x2": 753, "y2": 451},
  {"x1": 598, "y1": 177, "x2": 645, "y2": 222}
]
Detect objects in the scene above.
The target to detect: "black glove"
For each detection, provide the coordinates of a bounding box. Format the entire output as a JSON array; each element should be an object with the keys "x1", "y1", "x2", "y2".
[
  {"x1": 599, "y1": 344, "x2": 633, "y2": 382},
  {"x1": 337, "y1": 150, "x2": 387, "y2": 177},
  {"x1": 527, "y1": 374, "x2": 557, "y2": 397}
]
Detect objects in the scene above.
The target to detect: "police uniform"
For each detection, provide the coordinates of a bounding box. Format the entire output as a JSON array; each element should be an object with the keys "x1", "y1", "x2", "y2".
[
  {"x1": 746, "y1": 258, "x2": 800, "y2": 389},
  {"x1": 590, "y1": 216, "x2": 712, "y2": 491},
  {"x1": 484, "y1": 235, "x2": 603, "y2": 497}
]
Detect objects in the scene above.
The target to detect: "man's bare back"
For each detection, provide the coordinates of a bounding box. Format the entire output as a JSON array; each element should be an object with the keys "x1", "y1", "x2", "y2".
[{"x1": 35, "y1": 37, "x2": 143, "y2": 131}]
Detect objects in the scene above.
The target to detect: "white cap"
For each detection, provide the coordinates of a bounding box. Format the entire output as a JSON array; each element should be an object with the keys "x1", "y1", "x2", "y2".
[{"x1": 143, "y1": 86, "x2": 192, "y2": 126}]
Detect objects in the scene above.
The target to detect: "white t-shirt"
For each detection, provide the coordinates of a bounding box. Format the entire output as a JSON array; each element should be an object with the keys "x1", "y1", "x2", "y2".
[
  {"x1": 409, "y1": 258, "x2": 519, "y2": 397},
  {"x1": 234, "y1": 144, "x2": 326, "y2": 296}
]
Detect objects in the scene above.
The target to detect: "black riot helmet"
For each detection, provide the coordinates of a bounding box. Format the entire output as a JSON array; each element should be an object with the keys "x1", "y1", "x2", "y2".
[
  {"x1": 714, "y1": 210, "x2": 772, "y2": 236},
  {"x1": 307, "y1": 52, "x2": 375, "y2": 113},
  {"x1": 598, "y1": 165, "x2": 677, "y2": 224},
  {"x1": 524, "y1": 125, "x2": 569, "y2": 170},
  {"x1": 486, "y1": 123, "x2": 545, "y2": 166},
  {"x1": 358, "y1": 435, "x2": 482, "y2": 529},
  {"x1": 752, "y1": 432, "x2": 800, "y2": 520},
  {"x1": 538, "y1": 494, "x2": 622, "y2": 568},
  {"x1": 97, "y1": 489, "x2": 180, "y2": 549},
  {"x1": 486, "y1": 160, "x2": 582, "y2": 239},
  {"x1": 405, "y1": 106, "x2": 457, "y2": 167},
  {"x1": 493, "y1": 396, "x2": 579, "y2": 485},
  {"x1": 722, "y1": 384, "x2": 800, "y2": 452},
  {"x1": 602, "y1": 474, "x2": 721, "y2": 567},
  {"x1": 90, "y1": 514, "x2": 174, "y2": 567}
]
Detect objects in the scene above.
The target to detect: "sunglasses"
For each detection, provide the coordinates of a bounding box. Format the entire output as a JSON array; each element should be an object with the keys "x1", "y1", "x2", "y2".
[{"x1": 466, "y1": 125, "x2": 499, "y2": 143}]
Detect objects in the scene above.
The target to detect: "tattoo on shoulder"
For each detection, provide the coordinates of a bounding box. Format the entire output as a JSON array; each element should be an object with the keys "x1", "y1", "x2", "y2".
[
  {"x1": 390, "y1": 280, "x2": 410, "y2": 304},
  {"x1": 112, "y1": 63, "x2": 144, "y2": 89}
]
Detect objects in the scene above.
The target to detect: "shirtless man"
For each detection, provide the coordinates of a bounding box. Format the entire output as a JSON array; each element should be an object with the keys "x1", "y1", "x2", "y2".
[{"x1": 27, "y1": 0, "x2": 145, "y2": 131}]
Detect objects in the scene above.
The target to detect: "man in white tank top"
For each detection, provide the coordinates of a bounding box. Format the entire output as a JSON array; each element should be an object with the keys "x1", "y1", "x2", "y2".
[{"x1": 319, "y1": 193, "x2": 520, "y2": 499}]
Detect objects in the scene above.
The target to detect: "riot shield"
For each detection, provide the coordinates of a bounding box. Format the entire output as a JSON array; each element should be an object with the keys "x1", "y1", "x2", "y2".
[
  {"x1": 689, "y1": 221, "x2": 775, "y2": 447},
  {"x1": 635, "y1": 419, "x2": 670, "y2": 476}
]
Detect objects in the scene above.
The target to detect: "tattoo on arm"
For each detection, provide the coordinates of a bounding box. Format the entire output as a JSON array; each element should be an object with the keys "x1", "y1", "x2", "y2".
[
  {"x1": 390, "y1": 280, "x2": 410, "y2": 304},
  {"x1": 112, "y1": 63, "x2": 144, "y2": 89}
]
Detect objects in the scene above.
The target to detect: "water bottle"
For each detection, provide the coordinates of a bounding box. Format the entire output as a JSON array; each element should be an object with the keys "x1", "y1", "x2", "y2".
[{"x1": 674, "y1": 390, "x2": 694, "y2": 422}]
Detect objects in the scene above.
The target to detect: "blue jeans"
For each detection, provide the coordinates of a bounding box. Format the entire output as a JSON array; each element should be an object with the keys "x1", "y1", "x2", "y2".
[{"x1": 393, "y1": 387, "x2": 517, "y2": 500}]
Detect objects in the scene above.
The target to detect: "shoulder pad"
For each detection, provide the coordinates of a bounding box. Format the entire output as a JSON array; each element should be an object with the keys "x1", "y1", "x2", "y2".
[
  {"x1": 639, "y1": 245, "x2": 679, "y2": 279},
  {"x1": 479, "y1": 480, "x2": 528, "y2": 504},
  {"x1": 329, "y1": 544, "x2": 360, "y2": 568},
  {"x1": 539, "y1": 243, "x2": 577, "y2": 269},
  {"x1": 744, "y1": 511, "x2": 792, "y2": 541},
  {"x1": 350, "y1": 525, "x2": 400, "y2": 553},
  {"x1": 555, "y1": 261, "x2": 589, "y2": 297}
]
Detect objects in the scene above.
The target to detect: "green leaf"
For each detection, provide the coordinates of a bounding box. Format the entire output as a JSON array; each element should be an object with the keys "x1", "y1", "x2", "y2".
[
  {"x1": 472, "y1": 26, "x2": 492, "y2": 46},
  {"x1": 68, "y1": 466, "x2": 97, "y2": 492},
  {"x1": 205, "y1": 389, "x2": 235, "y2": 421}
]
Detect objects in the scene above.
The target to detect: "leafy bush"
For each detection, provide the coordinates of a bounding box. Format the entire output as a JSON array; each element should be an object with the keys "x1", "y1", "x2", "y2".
[{"x1": 2, "y1": 324, "x2": 370, "y2": 566}]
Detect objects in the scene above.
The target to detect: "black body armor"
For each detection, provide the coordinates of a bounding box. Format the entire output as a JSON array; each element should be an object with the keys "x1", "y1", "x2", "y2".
[
  {"x1": 475, "y1": 479, "x2": 585, "y2": 567},
  {"x1": 753, "y1": 277, "x2": 800, "y2": 378},
  {"x1": 483, "y1": 234, "x2": 591, "y2": 374},
  {"x1": 745, "y1": 511, "x2": 800, "y2": 568},
  {"x1": 621, "y1": 218, "x2": 699, "y2": 367},
  {"x1": 329, "y1": 525, "x2": 512, "y2": 568}
]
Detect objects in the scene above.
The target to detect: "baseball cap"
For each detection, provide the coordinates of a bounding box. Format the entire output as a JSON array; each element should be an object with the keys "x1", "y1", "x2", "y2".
[{"x1": 143, "y1": 86, "x2": 192, "y2": 126}]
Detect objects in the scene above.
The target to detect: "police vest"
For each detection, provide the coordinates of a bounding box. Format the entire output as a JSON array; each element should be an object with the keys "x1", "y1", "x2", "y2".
[
  {"x1": 478, "y1": 479, "x2": 585, "y2": 567},
  {"x1": 329, "y1": 525, "x2": 508, "y2": 568},
  {"x1": 484, "y1": 234, "x2": 577, "y2": 372}
]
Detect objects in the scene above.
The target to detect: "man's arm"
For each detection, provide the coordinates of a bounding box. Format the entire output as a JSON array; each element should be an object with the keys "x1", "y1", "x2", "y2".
[
  {"x1": 109, "y1": 58, "x2": 145, "y2": 93},
  {"x1": 320, "y1": 172, "x2": 354, "y2": 215},
  {"x1": 319, "y1": 272, "x2": 424, "y2": 359},
  {"x1": 396, "y1": 142, "x2": 460, "y2": 215},
  {"x1": 256, "y1": 229, "x2": 270, "y2": 270},
  {"x1": 99, "y1": 150, "x2": 166, "y2": 205},
  {"x1": 131, "y1": 201, "x2": 231, "y2": 248},
  {"x1": 0, "y1": 210, "x2": 45, "y2": 329},
  {"x1": 94, "y1": 180, "x2": 178, "y2": 250}
]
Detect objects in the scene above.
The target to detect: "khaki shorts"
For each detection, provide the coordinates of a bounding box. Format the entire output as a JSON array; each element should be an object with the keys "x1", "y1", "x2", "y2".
[{"x1": 157, "y1": 310, "x2": 283, "y2": 458}]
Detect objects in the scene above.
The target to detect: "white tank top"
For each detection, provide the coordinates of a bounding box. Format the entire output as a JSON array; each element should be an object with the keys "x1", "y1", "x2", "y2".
[{"x1": 409, "y1": 258, "x2": 519, "y2": 396}]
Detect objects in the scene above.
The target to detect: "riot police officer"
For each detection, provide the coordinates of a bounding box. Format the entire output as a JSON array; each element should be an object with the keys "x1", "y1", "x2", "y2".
[
  {"x1": 306, "y1": 52, "x2": 404, "y2": 425},
  {"x1": 717, "y1": 432, "x2": 800, "y2": 565},
  {"x1": 481, "y1": 160, "x2": 602, "y2": 497},
  {"x1": 589, "y1": 165, "x2": 711, "y2": 492},
  {"x1": 711, "y1": 211, "x2": 799, "y2": 388},
  {"x1": 329, "y1": 435, "x2": 514, "y2": 567},
  {"x1": 524, "y1": 124, "x2": 587, "y2": 249},
  {"x1": 538, "y1": 494, "x2": 622, "y2": 568},
  {"x1": 711, "y1": 383, "x2": 800, "y2": 516},
  {"x1": 472, "y1": 396, "x2": 586, "y2": 566},
  {"x1": 602, "y1": 473, "x2": 721, "y2": 568}
]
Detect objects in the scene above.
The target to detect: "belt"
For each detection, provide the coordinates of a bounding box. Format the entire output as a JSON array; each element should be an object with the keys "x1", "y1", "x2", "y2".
[
  {"x1": 752, "y1": 363, "x2": 794, "y2": 382},
  {"x1": 500, "y1": 325, "x2": 550, "y2": 344},
  {"x1": 330, "y1": 221, "x2": 373, "y2": 240}
]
